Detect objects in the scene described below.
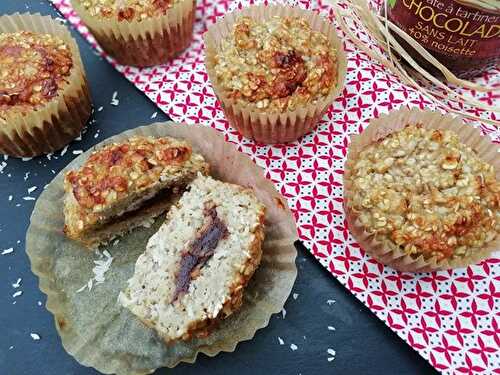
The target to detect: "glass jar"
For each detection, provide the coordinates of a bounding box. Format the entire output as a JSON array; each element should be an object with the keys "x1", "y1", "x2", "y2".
[{"x1": 386, "y1": 0, "x2": 500, "y2": 79}]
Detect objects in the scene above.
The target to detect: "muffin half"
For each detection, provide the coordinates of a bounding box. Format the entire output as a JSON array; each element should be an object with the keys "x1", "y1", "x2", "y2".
[
  {"x1": 0, "y1": 13, "x2": 91, "y2": 157},
  {"x1": 72, "y1": 0, "x2": 195, "y2": 67},
  {"x1": 119, "y1": 174, "x2": 266, "y2": 342},
  {"x1": 63, "y1": 136, "x2": 209, "y2": 248}
]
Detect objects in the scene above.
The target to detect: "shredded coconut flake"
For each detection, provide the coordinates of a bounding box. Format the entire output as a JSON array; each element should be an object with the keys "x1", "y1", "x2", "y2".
[
  {"x1": 8, "y1": 195, "x2": 13, "y2": 201},
  {"x1": 73, "y1": 150, "x2": 83, "y2": 155},
  {"x1": 278, "y1": 337, "x2": 284, "y2": 345},
  {"x1": 77, "y1": 251, "x2": 113, "y2": 293},
  {"x1": 21, "y1": 157, "x2": 32, "y2": 161},
  {"x1": 12, "y1": 291, "x2": 23, "y2": 298},
  {"x1": 327, "y1": 326, "x2": 336, "y2": 331},
  {"x1": 0, "y1": 161, "x2": 7, "y2": 173},
  {"x1": 23, "y1": 172, "x2": 30, "y2": 181},
  {"x1": 327, "y1": 348, "x2": 336, "y2": 362},
  {"x1": 326, "y1": 299, "x2": 336, "y2": 305},
  {"x1": 290, "y1": 344, "x2": 298, "y2": 351},
  {"x1": 293, "y1": 293, "x2": 299, "y2": 300},
  {"x1": 30, "y1": 333, "x2": 41, "y2": 341},
  {"x1": 281, "y1": 308, "x2": 287, "y2": 319},
  {"x1": 98, "y1": 106, "x2": 104, "y2": 111},
  {"x1": 23, "y1": 197, "x2": 35, "y2": 201},
  {"x1": 151, "y1": 111, "x2": 158, "y2": 119},
  {"x1": 27, "y1": 186, "x2": 37, "y2": 194},
  {"x1": 12, "y1": 278, "x2": 22, "y2": 288},
  {"x1": 1, "y1": 247, "x2": 14, "y2": 255},
  {"x1": 60, "y1": 146, "x2": 68, "y2": 156},
  {"x1": 110, "y1": 91, "x2": 119, "y2": 106}
]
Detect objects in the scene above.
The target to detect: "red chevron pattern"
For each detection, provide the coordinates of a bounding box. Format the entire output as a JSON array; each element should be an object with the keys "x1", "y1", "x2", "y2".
[{"x1": 50, "y1": 0, "x2": 500, "y2": 373}]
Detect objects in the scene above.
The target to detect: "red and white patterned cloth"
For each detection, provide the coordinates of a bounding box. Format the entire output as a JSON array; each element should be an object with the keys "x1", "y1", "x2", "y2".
[{"x1": 50, "y1": 0, "x2": 500, "y2": 373}]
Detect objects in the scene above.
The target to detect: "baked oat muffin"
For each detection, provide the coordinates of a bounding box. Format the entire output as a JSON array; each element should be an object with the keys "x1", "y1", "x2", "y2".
[
  {"x1": 214, "y1": 16, "x2": 337, "y2": 112},
  {"x1": 63, "y1": 136, "x2": 209, "y2": 248},
  {"x1": 346, "y1": 124, "x2": 500, "y2": 265},
  {"x1": 119, "y1": 174, "x2": 266, "y2": 342},
  {"x1": 72, "y1": 0, "x2": 195, "y2": 66},
  {"x1": 205, "y1": 5, "x2": 346, "y2": 143},
  {"x1": 0, "y1": 14, "x2": 91, "y2": 157}
]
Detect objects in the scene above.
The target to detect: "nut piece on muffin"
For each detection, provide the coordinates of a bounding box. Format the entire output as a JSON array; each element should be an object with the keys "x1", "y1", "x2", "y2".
[
  {"x1": 119, "y1": 174, "x2": 266, "y2": 342},
  {"x1": 72, "y1": 0, "x2": 196, "y2": 67},
  {"x1": 214, "y1": 16, "x2": 338, "y2": 112},
  {"x1": 0, "y1": 15, "x2": 91, "y2": 157},
  {"x1": 63, "y1": 136, "x2": 209, "y2": 248},
  {"x1": 205, "y1": 6, "x2": 346, "y2": 144},
  {"x1": 347, "y1": 124, "x2": 500, "y2": 262}
]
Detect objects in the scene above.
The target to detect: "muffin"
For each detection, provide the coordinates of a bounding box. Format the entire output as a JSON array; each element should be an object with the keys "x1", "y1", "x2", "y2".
[
  {"x1": 63, "y1": 136, "x2": 209, "y2": 248},
  {"x1": 345, "y1": 114, "x2": 500, "y2": 272},
  {"x1": 0, "y1": 13, "x2": 91, "y2": 157},
  {"x1": 119, "y1": 174, "x2": 266, "y2": 342},
  {"x1": 205, "y1": 5, "x2": 346, "y2": 144},
  {"x1": 72, "y1": 0, "x2": 196, "y2": 67}
]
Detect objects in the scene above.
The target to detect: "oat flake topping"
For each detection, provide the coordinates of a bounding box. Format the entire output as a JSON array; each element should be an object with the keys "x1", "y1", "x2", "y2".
[
  {"x1": 64, "y1": 136, "x2": 191, "y2": 211},
  {"x1": 0, "y1": 31, "x2": 73, "y2": 119},
  {"x1": 348, "y1": 124, "x2": 500, "y2": 261},
  {"x1": 214, "y1": 16, "x2": 338, "y2": 112},
  {"x1": 78, "y1": 0, "x2": 180, "y2": 21}
]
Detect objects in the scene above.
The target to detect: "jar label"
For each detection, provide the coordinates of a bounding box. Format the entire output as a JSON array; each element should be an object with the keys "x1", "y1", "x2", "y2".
[{"x1": 388, "y1": 0, "x2": 500, "y2": 59}]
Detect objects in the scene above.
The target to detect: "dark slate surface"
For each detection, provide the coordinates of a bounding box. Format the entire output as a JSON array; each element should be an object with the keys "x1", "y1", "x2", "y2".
[{"x1": 0, "y1": 1, "x2": 437, "y2": 374}]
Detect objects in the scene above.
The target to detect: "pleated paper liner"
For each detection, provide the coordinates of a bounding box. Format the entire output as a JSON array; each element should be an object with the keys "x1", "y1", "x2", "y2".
[
  {"x1": 344, "y1": 108, "x2": 500, "y2": 272},
  {"x1": 71, "y1": 0, "x2": 195, "y2": 67},
  {"x1": 26, "y1": 122, "x2": 298, "y2": 375},
  {"x1": 204, "y1": 4, "x2": 347, "y2": 144},
  {"x1": 0, "y1": 13, "x2": 91, "y2": 158}
]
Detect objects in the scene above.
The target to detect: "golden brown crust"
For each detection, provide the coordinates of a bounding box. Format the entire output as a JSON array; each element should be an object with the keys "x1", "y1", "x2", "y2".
[
  {"x1": 63, "y1": 136, "x2": 209, "y2": 243},
  {"x1": 0, "y1": 31, "x2": 73, "y2": 120},
  {"x1": 214, "y1": 16, "x2": 338, "y2": 112},
  {"x1": 76, "y1": 0, "x2": 181, "y2": 21},
  {"x1": 72, "y1": 0, "x2": 195, "y2": 67},
  {"x1": 347, "y1": 124, "x2": 500, "y2": 262},
  {"x1": 65, "y1": 137, "x2": 191, "y2": 210}
]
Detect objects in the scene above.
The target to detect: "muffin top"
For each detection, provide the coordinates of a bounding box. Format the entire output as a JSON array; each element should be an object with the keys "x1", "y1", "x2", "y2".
[
  {"x1": 0, "y1": 31, "x2": 73, "y2": 119},
  {"x1": 213, "y1": 16, "x2": 338, "y2": 112},
  {"x1": 64, "y1": 136, "x2": 192, "y2": 211},
  {"x1": 78, "y1": 0, "x2": 181, "y2": 21},
  {"x1": 348, "y1": 124, "x2": 499, "y2": 261}
]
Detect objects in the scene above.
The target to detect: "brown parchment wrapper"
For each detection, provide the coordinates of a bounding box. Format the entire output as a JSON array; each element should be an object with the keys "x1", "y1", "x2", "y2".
[
  {"x1": 71, "y1": 0, "x2": 195, "y2": 67},
  {"x1": 0, "y1": 13, "x2": 92, "y2": 158},
  {"x1": 26, "y1": 122, "x2": 298, "y2": 375},
  {"x1": 204, "y1": 5, "x2": 347, "y2": 144},
  {"x1": 344, "y1": 108, "x2": 500, "y2": 272}
]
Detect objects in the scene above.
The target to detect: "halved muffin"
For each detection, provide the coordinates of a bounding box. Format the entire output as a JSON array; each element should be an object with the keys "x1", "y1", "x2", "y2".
[
  {"x1": 63, "y1": 136, "x2": 209, "y2": 248},
  {"x1": 119, "y1": 174, "x2": 266, "y2": 342}
]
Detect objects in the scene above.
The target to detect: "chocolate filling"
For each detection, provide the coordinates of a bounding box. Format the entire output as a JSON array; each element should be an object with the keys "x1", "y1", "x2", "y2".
[
  {"x1": 92, "y1": 187, "x2": 181, "y2": 230},
  {"x1": 172, "y1": 203, "x2": 229, "y2": 302}
]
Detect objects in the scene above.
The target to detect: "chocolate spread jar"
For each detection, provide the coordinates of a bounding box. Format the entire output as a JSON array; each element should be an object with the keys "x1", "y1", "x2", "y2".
[{"x1": 386, "y1": 0, "x2": 500, "y2": 78}]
